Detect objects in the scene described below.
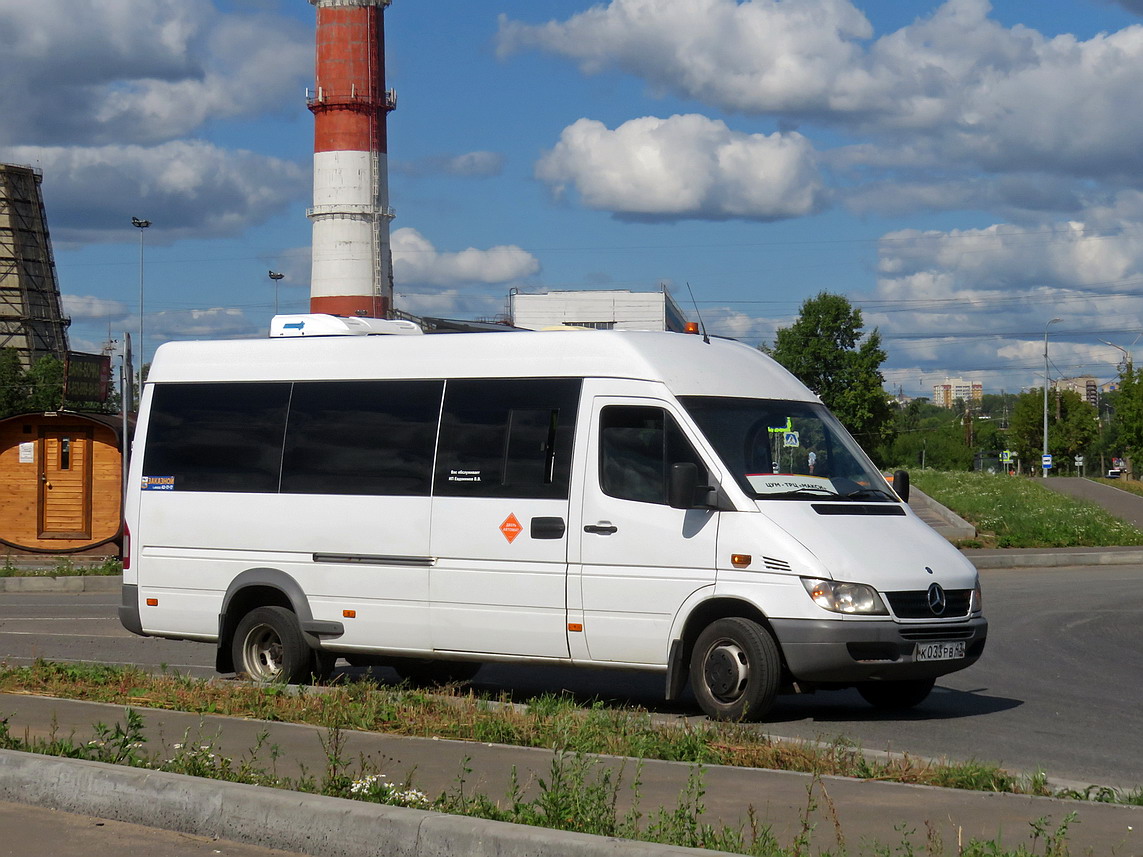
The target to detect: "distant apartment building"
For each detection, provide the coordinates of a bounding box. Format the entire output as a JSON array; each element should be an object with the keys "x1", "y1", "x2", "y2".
[
  {"x1": 933, "y1": 378, "x2": 983, "y2": 408},
  {"x1": 509, "y1": 287, "x2": 688, "y2": 332},
  {"x1": 1057, "y1": 376, "x2": 1099, "y2": 407}
]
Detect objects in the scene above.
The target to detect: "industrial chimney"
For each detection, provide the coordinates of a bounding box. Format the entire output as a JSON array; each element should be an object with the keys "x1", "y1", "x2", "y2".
[{"x1": 307, "y1": 0, "x2": 396, "y2": 318}]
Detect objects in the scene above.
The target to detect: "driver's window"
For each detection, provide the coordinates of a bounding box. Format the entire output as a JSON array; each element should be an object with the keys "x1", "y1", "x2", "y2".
[{"x1": 599, "y1": 406, "x2": 705, "y2": 504}]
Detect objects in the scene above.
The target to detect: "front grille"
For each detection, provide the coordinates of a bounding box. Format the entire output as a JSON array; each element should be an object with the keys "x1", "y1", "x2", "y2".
[
  {"x1": 885, "y1": 589, "x2": 972, "y2": 619},
  {"x1": 899, "y1": 627, "x2": 976, "y2": 641}
]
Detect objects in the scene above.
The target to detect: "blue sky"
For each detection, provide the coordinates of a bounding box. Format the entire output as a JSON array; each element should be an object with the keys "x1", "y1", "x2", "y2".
[{"x1": 4, "y1": 0, "x2": 1143, "y2": 398}]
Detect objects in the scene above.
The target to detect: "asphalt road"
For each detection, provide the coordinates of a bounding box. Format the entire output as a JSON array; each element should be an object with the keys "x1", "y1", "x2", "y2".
[
  {"x1": 0, "y1": 800, "x2": 305, "y2": 857},
  {"x1": 2, "y1": 565, "x2": 1141, "y2": 790}
]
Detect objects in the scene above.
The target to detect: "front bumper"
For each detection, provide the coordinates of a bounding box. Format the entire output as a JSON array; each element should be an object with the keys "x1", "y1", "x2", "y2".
[{"x1": 769, "y1": 616, "x2": 987, "y2": 683}]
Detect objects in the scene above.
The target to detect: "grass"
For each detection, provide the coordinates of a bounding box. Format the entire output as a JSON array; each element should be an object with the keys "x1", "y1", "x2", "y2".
[
  {"x1": 0, "y1": 700, "x2": 1086, "y2": 857},
  {"x1": 0, "y1": 556, "x2": 122, "y2": 577},
  {"x1": 5, "y1": 659, "x2": 1143, "y2": 810},
  {"x1": 910, "y1": 470, "x2": 1143, "y2": 548}
]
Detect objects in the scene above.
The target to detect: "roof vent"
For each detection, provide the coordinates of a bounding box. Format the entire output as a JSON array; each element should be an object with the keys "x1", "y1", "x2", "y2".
[{"x1": 269, "y1": 314, "x2": 423, "y2": 338}]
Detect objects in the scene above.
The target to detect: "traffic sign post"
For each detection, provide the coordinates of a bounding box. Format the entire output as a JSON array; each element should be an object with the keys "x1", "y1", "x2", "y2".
[{"x1": 1042, "y1": 454, "x2": 1053, "y2": 472}]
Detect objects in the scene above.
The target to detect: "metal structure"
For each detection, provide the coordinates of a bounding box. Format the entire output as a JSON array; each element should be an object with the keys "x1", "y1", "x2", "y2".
[
  {"x1": 307, "y1": 0, "x2": 397, "y2": 318},
  {"x1": 0, "y1": 164, "x2": 69, "y2": 367}
]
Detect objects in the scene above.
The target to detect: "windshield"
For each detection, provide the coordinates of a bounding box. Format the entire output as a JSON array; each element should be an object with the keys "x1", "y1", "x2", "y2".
[{"x1": 679, "y1": 396, "x2": 896, "y2": 502}]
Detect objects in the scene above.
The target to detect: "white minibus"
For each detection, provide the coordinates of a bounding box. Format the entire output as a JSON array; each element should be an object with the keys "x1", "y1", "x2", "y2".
[{"x1": 120, "y1": 316, "x2": 986, "y2": 720}]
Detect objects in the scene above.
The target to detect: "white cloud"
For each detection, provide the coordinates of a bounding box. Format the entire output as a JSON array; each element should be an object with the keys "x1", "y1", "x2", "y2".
[
  {"x1": 0, "y1": 0, "x2": 310, "y2": 147},
  {"x1": 866, "y1": 217, "x2": 1143, "y2": 388},
  {"x1": 4, "y1": 142, "x2": 307, "y2": 242},
  {"x1": 147, "y1": 307, "x2": 257, "y2": 339},
  {"x1": 498, "y1": 0, "x2": 872, "y2": 115},
  {"x1": 500, "y1": 0, "x2": 1143, "y2": 186},
  {"x1": 392, "y1": 227, "x2": 540, "y2": 287},
  {"x1": 536, "y1": 114, "x2": 826, "y2": 221},
  {"x1": 61, "y1": 295, "x2": 130, "y2": 321}
]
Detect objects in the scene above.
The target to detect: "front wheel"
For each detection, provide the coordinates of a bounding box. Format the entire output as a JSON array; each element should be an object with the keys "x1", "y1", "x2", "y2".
[
  {"x1": 232, "y1": 606, "x2": 313, "y2": 684},
  {"x1": 689, "y1": 617, "x2": 781, "y2": 722},
  {"x1": 857, "y1": 678, "x2": 935, "y2": 710}
]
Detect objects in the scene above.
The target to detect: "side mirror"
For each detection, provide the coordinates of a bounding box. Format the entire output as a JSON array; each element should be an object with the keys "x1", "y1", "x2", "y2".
[
  {"x1": 669, "y1": 462, "x2": 700, "y2": 509},
  {"x1": 893, "y1": 469, "x2": 910, "y2": 503}
]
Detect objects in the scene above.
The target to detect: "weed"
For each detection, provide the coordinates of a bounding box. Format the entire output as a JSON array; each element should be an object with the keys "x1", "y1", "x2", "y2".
[
  {"x1": 0, "y1": 707, "x2": 1097, "y2": 857},
  {"x1": 1, "y1": 659, "x2": 1140, "y2": 812}
]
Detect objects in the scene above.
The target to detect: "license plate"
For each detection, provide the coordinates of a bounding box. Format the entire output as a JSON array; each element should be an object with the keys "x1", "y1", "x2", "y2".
[{"x1": 914, "y1": 640, "x2": 965, "y2": 661}]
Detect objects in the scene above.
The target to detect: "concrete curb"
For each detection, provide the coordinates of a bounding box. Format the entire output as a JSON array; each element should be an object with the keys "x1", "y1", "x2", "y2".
[
  {"x1": 0, "y1": 574, "x2": 120, "y2": 593},
  {"x1": 910, "y1": 487, "x2": 977, "y2": 540},
  {"x1": 0, "y1": 749, "x2": 726, "y2": 857},
  {"x1": 966, "y1": 549, "x2": 1143, "y2": 569}
]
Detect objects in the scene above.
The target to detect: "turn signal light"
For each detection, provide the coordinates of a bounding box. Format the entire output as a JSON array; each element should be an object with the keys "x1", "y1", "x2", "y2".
[
  {"x1": 567, "y1": 623, "x2": 583, "y2": 632},
  {"x1": 731, "y1": 554, "x2": 752, "y2": 568},
  {"x1": 343, "y1": 609, "x2": 357, "y2": 619},
  {"x1": 145, "y1": 598, "x2": 158, "y2": 607}
]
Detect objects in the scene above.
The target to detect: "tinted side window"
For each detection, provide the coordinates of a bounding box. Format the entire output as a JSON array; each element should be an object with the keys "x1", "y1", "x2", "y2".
[
  {"x1": 435, "y1": 378, "x2": 581, "y2": 498},
  {"x1": 599, "y1": 406, "x2": 706, "y2": 504},
  {"x1": 281, "y1": 380, "x2": 443, "y2": 496},
  {"x1": 143, "y1": 383, "x2": 290, "y2": 493}
]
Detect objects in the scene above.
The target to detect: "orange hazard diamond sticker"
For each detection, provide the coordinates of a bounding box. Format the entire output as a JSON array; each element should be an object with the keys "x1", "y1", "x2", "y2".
[{"x1": 499, "y1": 513, "x2": 523, "y2": 543}]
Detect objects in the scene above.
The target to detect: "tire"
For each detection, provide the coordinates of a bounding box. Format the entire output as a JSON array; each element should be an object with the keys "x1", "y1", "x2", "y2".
[
  {"x1": 392, "y1": 659, "x2": 482, "y2": 686},
  {"x1": 231, "y1": 606, "x2": 313, "y2": 684},
  {"x1": 689, "y1": 617, "x2": 781, "y2": 722},
  {"x1": 857, "y1": 678, "x2": 935, "y2": 711}
]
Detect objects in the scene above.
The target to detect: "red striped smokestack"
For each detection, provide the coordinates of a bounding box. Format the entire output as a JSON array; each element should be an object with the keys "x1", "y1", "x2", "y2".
[{"x1": 307, "y1": 0, "x2": 396, "y2": 318}]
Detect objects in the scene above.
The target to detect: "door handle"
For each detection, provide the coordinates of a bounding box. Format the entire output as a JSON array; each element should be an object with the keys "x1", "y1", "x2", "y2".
[{"x1": 584, "y1": 522, "x2": 618, "y2": 535}]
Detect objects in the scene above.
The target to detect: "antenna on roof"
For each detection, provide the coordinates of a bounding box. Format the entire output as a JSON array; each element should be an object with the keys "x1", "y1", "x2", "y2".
[{"x1": 684, "y1": 281, "x2": 710, "y2": 344}]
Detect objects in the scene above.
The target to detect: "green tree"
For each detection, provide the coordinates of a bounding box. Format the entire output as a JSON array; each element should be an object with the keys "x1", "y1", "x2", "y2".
[
  {"x1": 1114, "y1": 360, "x2": 1143, "y2": 469},
  {"x1": 767, "y1": 292, "x2": 896, "y2": 451},
  {"x1": 24, "y1": 355, "x2": 65, "y2": 412},
  {"x1": 1009, "y1": 388, "x2": 1098, "y2": 472},
  {"x1": 0, "y1": 348, "x2": 27, "y2": 418}
]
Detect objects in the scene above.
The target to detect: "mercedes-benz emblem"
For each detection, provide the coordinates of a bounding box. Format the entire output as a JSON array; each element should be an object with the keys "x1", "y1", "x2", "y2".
[{"x1": 927, "y1": 582, "x2": 947, "y2": 616}]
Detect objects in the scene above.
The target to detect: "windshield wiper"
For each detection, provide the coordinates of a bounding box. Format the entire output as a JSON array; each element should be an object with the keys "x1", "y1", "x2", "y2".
[
  {"x1": 765, "y1": 487, "x2": 840, "y2": 499},
  {"x1": 843, "y1": 488, "x2": 900, "y2": 502}
]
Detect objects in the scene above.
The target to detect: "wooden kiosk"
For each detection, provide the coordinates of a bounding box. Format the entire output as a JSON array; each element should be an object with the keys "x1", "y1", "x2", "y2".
[{"x1": 0, "y1": 410, "x2": 124, "y2": 555}]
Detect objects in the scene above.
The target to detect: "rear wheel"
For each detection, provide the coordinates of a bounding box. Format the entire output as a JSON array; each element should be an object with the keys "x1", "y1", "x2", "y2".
[
  {"x1": 392, "y1": 659, "x2": 482, "y2": 686},
  {"x1": 857, "y1": 678, "x2": 935, "y2": 710},
  {"x1": 232, "y1": 606, "x2": 313, "y2": 684},
  {"x1": 689, "y1": 617, "x2": 781, "y2": 721}
]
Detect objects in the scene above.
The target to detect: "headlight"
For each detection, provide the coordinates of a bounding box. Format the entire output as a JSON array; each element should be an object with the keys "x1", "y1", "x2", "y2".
[
  {"x1": 802, "y1": 578, "x2": 888, "y2": 615},
  {"x1": 969, "y1": 577, "x2": 983, "y2": 613}
]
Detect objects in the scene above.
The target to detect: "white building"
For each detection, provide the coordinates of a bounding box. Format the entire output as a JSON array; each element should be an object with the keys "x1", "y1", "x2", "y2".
[
  {"x1": 510, "y1": 288, "x2": 688, "y2": 333},
  {"x1": 933, "y1": 378, "x2": 983, "y2": 408},
  {"x1": 1057, "y1": 376, "x2": 1099, "y2": 407}
]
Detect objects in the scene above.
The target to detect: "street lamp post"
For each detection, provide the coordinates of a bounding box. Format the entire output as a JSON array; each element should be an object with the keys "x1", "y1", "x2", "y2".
[
  {"x1": 131, "y1": 217, "x2": 151, "y2": 372},
  {"x1": 1042, "y1": 317, "x2": 1062, "y2": 477},
  {"x1": 269, "y1": 270, "x2": 284, "y2": 315}
]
